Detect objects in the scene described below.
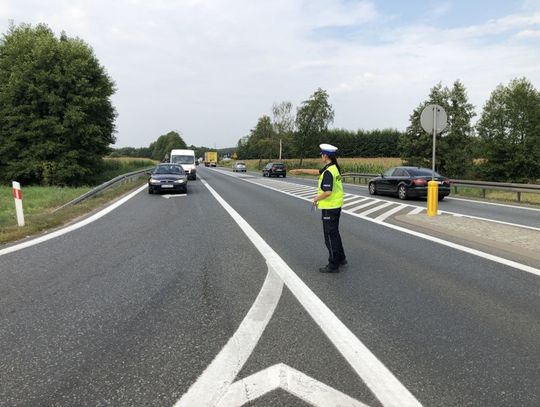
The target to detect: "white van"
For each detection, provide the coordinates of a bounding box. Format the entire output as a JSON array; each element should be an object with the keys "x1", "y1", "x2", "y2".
[{"x1": 170, "y1": 149, "x2": 197, "y2": 180}]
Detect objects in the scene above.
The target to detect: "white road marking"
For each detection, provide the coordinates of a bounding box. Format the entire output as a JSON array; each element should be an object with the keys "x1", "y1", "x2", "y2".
[
  {"x1": 375, "y1": 204, "x2": 408, "y2": 222},
  {"x1": 357, "y1": 201, "x2": 394, "y2": 217},
  {"x1": 342, "y1": 198, "x2": 369, "y2": 208},
  {"x1": 438, "y1": 210, "x2": 540, "y2": 232},
  {"x1": 217, "y1": 364, "x2": 370, "y2": 407},
  {"x1": 176, "y1": 266, "x2": 284, "y2": 406},
  {"x1": 408, "y1": 207, "x2": 424, "y2": 215},
  {"x1": 446, "y1": 196, "x2": 540, "y2": 212},
  {"x1": 180, "y1": 178, "x2": 423, "y2": 407},
  {"x1": 348, "y1": 200, "x2": 380, "y2": 212},
  {"x1": 242, "y1": 177, "x2": 540, "y2": 277},
  {"x1": 296, "y1": 191, "x2": 317, "y2": 198},
  {"x1": 0, "y1": 184, "x2": 147, "y2": 257},
  {"x1": 344, "y1": 211, "x2": 540, "y2": 277},
  {"x1": 162, "y1": 194, "x2": 187, "y2": 199}
]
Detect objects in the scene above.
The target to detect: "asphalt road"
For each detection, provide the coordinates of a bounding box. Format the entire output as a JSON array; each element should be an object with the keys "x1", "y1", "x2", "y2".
[{"x1": 1, "y1": 166, "x2": 539, "y2": 406}]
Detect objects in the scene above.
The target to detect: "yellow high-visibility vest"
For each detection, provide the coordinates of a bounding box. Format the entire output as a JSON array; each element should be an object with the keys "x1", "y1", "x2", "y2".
[{"x1": 317, "y1": 164, "x2": 344, "y2": 209}]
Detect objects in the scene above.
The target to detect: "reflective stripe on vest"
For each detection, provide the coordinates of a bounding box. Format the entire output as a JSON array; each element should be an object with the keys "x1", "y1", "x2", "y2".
[{"x1": 317, "y1": 164, "x2": 344, "y2": 209}]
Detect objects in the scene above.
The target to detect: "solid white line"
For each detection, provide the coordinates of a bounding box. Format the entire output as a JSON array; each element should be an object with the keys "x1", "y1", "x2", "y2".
[
  {"x1": 190, "y1": 178, "x2": 422, "y2": 407},
  {"x1": 218, "y1": 364, "x2": 370, "y2": 407},
  {"x1": 356, "y1": 201, "x2": 394, "y2": 217},
  {"x1": 446, "y1": 196, "x2": 540, "y2": 212},
  {"x1": 347, "y1": 212, "x2": 540, "y2": 277},
  {"x1": 0, "y1": 184, "x2": 147, "y2": 257},
  {"x1": 176, "y1": 266, "x2": 284, "y2": 406},
  {"x1": 438, "y1": 210, "x2": 540, "y2": 232},
  {"x1": 375, "y1": 204, "x2": 408, "y2": 222}
]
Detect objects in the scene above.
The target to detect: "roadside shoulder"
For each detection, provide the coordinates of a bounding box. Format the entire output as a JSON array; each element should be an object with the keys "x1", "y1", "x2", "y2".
[{"x1": 393, "y1": 213, "x2": 540, "y2": 266}]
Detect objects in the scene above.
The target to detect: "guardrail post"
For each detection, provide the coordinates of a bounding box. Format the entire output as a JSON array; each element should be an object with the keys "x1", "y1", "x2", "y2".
[
  {"x1": 517, "y1": 191, "x2": 521, "y2": 202},
  {"x1": 481, "y1": 189, "x2": 486, "y2": 199}
]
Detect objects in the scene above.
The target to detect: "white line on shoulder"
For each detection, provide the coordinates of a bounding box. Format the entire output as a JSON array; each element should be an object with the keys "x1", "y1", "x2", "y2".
[{"x1": 0, "y1": 184, "x2": 147, "y2": 257}]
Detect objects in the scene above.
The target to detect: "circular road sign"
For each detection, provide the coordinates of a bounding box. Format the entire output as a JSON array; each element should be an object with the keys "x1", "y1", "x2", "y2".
[{"x1": 420, "y1": 104, "x2": 447, "y2": 134}]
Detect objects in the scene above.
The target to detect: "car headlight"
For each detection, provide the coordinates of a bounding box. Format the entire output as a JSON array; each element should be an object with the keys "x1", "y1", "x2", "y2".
[
  {"x1": 174, "y1": 179, "x2": 185, "y2": 184},
  {"x1": 149, "y1": 178, "x2": 161, "y2": 184}
]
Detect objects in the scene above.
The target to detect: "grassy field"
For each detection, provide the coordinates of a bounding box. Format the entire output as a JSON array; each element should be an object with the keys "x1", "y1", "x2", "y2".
[{"x1": 451, "y1": 187, "x2": 540, "y2": 206}]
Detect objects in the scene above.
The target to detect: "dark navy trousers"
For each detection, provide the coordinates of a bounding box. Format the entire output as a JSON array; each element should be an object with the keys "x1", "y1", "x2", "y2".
[{"x1": 321, "y1": 208, "x2": 346, "y2": 266}]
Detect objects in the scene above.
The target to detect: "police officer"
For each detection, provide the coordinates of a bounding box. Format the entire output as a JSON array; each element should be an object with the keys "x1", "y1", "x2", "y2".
[{"x1": 312, "y1": 144, "x2": 347, "y2": 273}]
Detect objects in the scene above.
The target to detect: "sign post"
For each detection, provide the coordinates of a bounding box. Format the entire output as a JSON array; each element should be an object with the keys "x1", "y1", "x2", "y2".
[
  {"x1": 420, "y1": 104, "x2": 447, "y2": 217},
  {"x1": 12, "y1": 181, "x2": 25, "y2": 226}
]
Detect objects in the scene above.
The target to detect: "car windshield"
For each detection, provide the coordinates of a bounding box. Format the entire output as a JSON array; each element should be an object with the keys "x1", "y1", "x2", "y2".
[
  {"x1": 408, "y1": 168, "x2": 442, "y2": 177},
  {"x1": 236, "y1": 163, "x2": 245, "y2": 166},
  {"x1": 272, "y1": 164, "x2": 284, "y2": 167},
  {"x1": 171, "y1": 155, "x2": 194, "y2": 164},
  {"x1": 383, "y1": 167, "x2": 395, "y2": 177},
  {"x1": 154, "y1": 165, "x2": 184, "y2": 174}
]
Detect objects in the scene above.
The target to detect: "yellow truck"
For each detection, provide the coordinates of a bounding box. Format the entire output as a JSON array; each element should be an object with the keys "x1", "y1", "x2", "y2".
[{"x1": 204, "y1": 151, "x2": 218, "y2": 167}]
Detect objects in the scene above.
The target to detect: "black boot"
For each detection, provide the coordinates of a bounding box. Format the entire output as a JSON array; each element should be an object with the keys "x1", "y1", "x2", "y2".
[{"x1": 319, "y1": 264, "x2": 339, "y2": 273}]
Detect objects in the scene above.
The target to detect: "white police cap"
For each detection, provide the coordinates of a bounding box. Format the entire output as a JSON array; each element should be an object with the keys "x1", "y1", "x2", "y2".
[{"x1": 319, "y1": 143, "x2": 338, "y2": 155}]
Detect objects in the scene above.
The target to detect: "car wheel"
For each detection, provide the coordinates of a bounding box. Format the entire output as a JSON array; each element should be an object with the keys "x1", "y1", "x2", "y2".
[
  {"x1": 438, "y1": 195, "x2": 445, "y2": 201},
  {"x1": 368, "y1": 182, "x2": 377, "y2": 195},
  {"x1": 148, "y1": 188, "x2": 153, "y2": 194},
  {"x1": 398, "y1": 184, "x2": 408, "y2": 200},
  {"x1": 283, "y1": 174, "x2": 286, "y2": 178}
]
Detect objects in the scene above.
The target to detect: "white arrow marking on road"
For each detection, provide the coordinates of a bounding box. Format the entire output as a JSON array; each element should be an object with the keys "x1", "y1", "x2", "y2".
[
  {"x1": 217, "y1": 364, "x2": 370, "y2": 407},
  {"x1": 176, "y1": 178, "x2": 423, "y2": 407}
]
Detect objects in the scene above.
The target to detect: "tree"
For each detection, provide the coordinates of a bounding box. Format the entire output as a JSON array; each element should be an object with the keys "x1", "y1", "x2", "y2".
[
  {"x1": 149, "y1": 131, "x2": 187, "y2": 161},
  {"x1": 272, "y1": 101, "x2": 295, "y2": 159},
  {"x1": 294, "y1": 88, "x2": 334, "y2": 166},
  {"x1": 0, "y1": 23, "x2": 117, "y2": 185},
  {"x1": 476, "y1": 78, "x2": 540, "y2": 182},
  {"x1": 400, "y1": 80, "x2": 476, "y2": 178}
]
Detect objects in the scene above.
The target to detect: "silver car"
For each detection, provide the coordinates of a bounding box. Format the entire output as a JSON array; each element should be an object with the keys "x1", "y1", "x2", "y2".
[{"x1": 232, "y1": 162, "x2": 247, "y2": 172}]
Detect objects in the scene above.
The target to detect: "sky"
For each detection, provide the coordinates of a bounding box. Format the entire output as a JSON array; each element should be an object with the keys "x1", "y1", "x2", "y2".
[{"x1": 1, "y1": 0, "x2": 539, "y2": 148}]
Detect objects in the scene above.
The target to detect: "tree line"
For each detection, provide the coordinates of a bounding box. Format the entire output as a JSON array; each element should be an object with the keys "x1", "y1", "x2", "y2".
[
  {"x1": 1, "y1": 23, "x2": 538, "y2": 186},
  {"x1": 238, "y1": 80, "x2": 540, "y2": 182},
  {"x1": 109, "y1": 131, "x2": 213, "y2": 163}
]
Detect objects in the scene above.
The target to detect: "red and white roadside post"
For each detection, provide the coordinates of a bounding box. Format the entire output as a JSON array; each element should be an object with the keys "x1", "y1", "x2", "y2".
[{"x1": 12, "y1": 181, "x2": 25, "y2": 226}]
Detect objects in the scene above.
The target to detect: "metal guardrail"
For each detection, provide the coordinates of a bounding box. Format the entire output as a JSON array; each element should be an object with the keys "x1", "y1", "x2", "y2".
[
  {"x1": 341, "y1": 173, "x2": 540, "y2": 203},
  {"x1": 54, "y1": 167, "x2": 153, "y2": 212}
]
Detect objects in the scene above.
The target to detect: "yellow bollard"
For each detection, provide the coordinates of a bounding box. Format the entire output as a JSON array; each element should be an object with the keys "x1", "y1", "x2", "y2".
[{"x1": 427, "y1": 180, "x2": 439, "y2": 217}]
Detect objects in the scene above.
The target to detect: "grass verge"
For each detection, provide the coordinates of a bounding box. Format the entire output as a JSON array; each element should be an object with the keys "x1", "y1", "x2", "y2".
[
  {"x1": 451, "y1": 187, "x2": 540, "y2": 206},
  {"x1": 0, "y1": 177, "x2": 146, "y2": 245}
]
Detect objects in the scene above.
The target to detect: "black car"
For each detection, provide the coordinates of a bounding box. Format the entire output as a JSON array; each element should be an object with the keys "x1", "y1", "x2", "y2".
[
  {"x1": 262, "y1": 162, "x2": 287, "y2": 177},
  {"x1": 148, "y1": 164, "x2": 188, "y2": 194},
  {"x1": 368, "y1": 166, "x2": 450, "y2": 200}
]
